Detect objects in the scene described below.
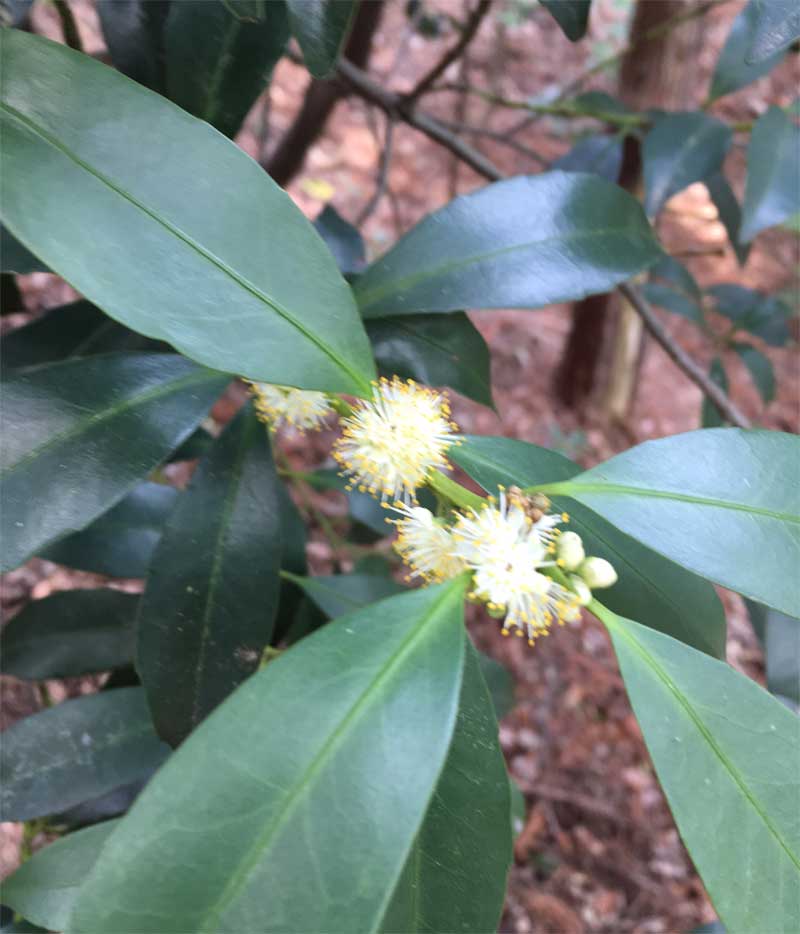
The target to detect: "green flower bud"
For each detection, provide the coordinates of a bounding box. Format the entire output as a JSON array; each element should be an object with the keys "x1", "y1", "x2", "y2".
[
  {"x1": 568, "y1": 575, "x2": 592, "y2": 606},
  {"x1": 578, "y1": 556, "x2": 618, "y2": 589},
  {"x1": 557, "y1": 530, "x2": 585, "y2": 571}
]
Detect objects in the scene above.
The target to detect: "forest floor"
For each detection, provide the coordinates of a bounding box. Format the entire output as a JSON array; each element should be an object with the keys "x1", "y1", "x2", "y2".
[{"x1": 1, "y1": 2, "x2": 798, "y2": 932}]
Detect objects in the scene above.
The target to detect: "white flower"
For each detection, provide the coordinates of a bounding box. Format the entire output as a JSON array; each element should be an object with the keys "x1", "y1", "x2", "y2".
[
  {"x1": 333, "y1": 376, "x2": 459, "y2": 502},
  {"x1": 391, "y1": 503, "x2": 467, "y2": 582},
  {"x1": 249, "y1": 381, "x2": 334, "y2": 431}
]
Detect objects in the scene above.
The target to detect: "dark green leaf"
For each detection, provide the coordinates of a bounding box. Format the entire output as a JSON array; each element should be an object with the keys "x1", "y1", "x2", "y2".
[
  {"x1": 649, "y1": 253, "x2": 702, "y2": 300},
  {"x1": 168, "y1": 425, "x2": 214, "y2": 462},
  {"x1": 701, "y1": 357, "x2": 729, "y2": 428},
  {"x1": 641, "y1": 283, "x2": 703, "y2": 324},
  {"x1": 709, "y1": 0, "x2": 787, "y2": 100},
  {"x1": 745, "y1": 599, "x2": 800, "y2": 704},
  {"x1": 598, "y1": 605, "x2": 800, "y2": 933},
  {"x1": 0, "y1": 354, "x2": 227, "y2": 572},
  {"x1": 287, "y1": 0, "x2": 356, "y2": 77},
  {"x1": 452, "y1": 435, "x2": 727, "y2": 658},
  {"x1": 381, "y1": 643, "x2": 511, "y2": 933},
  {"x1": 0, "y1": 224, "x2": 47, "y2": 274},
  {"x1": 643, "y1": 113, "x2": 732, "y2": 217},
  {"x1": 536, "y1": 429, "x2": 800, "y2": 617},
  {"x1": 552, "y1": 133, "x2": 623, "y2": 182},
  {"x1": 69, "y1": 581, "x2": 468, "y2": 933},
  {"x1": 740, "y1": 106, "x2": 800, "y2": 242},
  {"x1": 41, "y1": 482, "x2": 178, "y2": 578},
  {"x1": 0, "y1": 31, "x2": 375, "y2": 395},
  {"x1": 2, "y1": 688, "x2": 168, "y2": 821},
  {"x1": 477, "y1": 650, "x2": 515, "y2": 719},
  {"x1": 96, "y1": 0, "x2": 170, "y2": 91},
  {"x1": 2, "y1": 821, "x2": 119, "y2": 932},
  {"x1": 1, "y1": 589, "x2": 137, "y2": 680},
  {"x1": 733, "y1": 342, "x2": 776, "y2": 403},
  {"x1": 313, "y1": 204, "x2": 365, "y2": 276},
  {"x1": 704, "y1": 171, "x2": 751, "y2": 266},
  {"x1": 708, "y1": 284, "x2": 793, "y2": 346},
  {"x1": 138, "y1": 404, "x2": 282, "y2": 746},
  {"x1": 285, "y1": 571, "x2": 405, "y2": 619},
  {"x1": 367, "y1": 312, "x2": 494, "y2": 408},
  {"x1": 54, "y1": 774, "x2": 151, "y2": 829},
  {"x1": 0, "y1": 301, "x2": 157, "y2": 372},
  {"x1": 540, "y1": 0, "x2": 591, "y2": 41},
  {"x1": 354, "y1": 172, "x2": 660, "y2": 317},
  {"x1": 164, "y1": 0, "x2": 290, "y2": 138},
  {"x1": 747, "y1": 0, "x2": 800, "y2": 62},
  {"x1": 0, "y1": 0, "x2": 34, "y2": 29}
]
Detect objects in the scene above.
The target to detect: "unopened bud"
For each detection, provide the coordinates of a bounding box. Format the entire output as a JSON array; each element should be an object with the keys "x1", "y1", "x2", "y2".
[
  {"x1": 557, "y1": 531, "x2": 585, "y2": 571},
  {"x1": 568, "y1": 575, "x2": 592, "y2": 606},
  {"x1": 578, "y1": 556, "x2": 618, "y2": 589}
]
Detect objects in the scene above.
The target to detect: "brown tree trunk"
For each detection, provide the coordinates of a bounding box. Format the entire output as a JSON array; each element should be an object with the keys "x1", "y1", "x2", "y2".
[{"x1": 266, "y1": 0, "x2": 384, "y2": 187}]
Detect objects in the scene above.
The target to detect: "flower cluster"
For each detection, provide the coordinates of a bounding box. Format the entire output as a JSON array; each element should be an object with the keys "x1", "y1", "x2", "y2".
[{"x1": 249, "y1": 381, "x2": 334, "y2": 432}]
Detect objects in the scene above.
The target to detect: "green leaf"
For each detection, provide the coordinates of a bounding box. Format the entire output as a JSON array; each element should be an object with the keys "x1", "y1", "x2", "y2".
[
  {"x1": 0, "y1": 300, "x2": 157, "y2": 371},
  {"x1": 381, "y1": 643, "x2": 511, "y2": 933},
  {"x1": 169, "y1": 426, "x2": 214, "y2": 462},
  {"x1": 0, "y1": 353, "x2": 227, "y2": 572},
  {"x1": 552, "y1": 133, "x2": 623, "y2": 182},
  {"x1": 704, "y1": 172, "x2": 750, "y2": 266},
  {"x1": 0, "y1": 31, "x2": 375, "y2": 395},
  {"x1": 477, "y1": 650, "x2": 515, "y2": 719},
  {"x1": 641, "y1": 283, "x2": 703, "y2": 324},
  {"x1": 164, "y1": 0, "x2": 289, "y2": 138},
  {"x1": 41, "y1": 482, "x2": 177, "y2": 578},
  {"x1": 2, "y1": 821, "x2": 119, "y2": 932},
  {"x1": 649, "y1": 253, "x2": 702, "y2": 300},
  {"x1": 0, "y1": 224, "x2": 47, "y2": 274},
  {"x1": 643, "y1": 113, "x2": 732, "y2": 217},
  {"x1": 1, "y1": 589, "x2": 137, "y2": 680},
  {"x1": 452, "y1": 435, "x2": 726, "y2": 658},
  {"x1": 313, "y1": 204, "x2": 365, "y2": 276},
  {"x1": 68, "y1": 580, "x2": 468, "y2": 933},
  {"x1": 287, "y1": 0, "x2": 356, "y2": 78},
  {"x1": 708, "y1": 284, "x2": 793, "y2": 346},
  {"x1": 733, "y1": 342, "x2": 775, "y2": 403},
  {"x1": 745, "y1": 599, "x2": 800, "y2": 705},
  {"x1": 709, "y1": 0, "x2": 787, "y2": 100},
  {"x1": 354, "y1": 172, "x2": 661, "y2": 318},
  {"x1": 285, "y1": 571, "x2": 406, "y2": 619},
  {"x1": 740, "y1": 106, "x2": 800, "y2": 242},
  {"x1": 540, "y1": 0, "x2": 591, "y2": 41},
  {"x1": 367, "y1": 312, "x2": 494, "y2": 408},
  {"x1": 2, "y1": 688, "x2": 168, "y2": 821},
  {"x1": 534, "y1": 429, "x2": 800, "y2": 617},
  {"x1": 96, "y1": 0, "x2": 170, "y2": 92},
  {"x1": 597, "y1": 605, "x2": 800, "y2": 933},
  {"x1": 747, "y1": 0, "x2": 800, "y2": 62},
  {"x1": 138, "y1": 404, "x2": 282, "y2": 746},
  {"x1": 701, "y1": 357, "x2": 729, "y2": 428}
]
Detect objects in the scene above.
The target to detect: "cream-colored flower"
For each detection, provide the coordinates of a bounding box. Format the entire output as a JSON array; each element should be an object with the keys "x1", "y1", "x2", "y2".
[
  {"x1": 249, "y1": 381, "x2": 334, "y2": 431},
  {"x1": 333, "y1": 376, "x2": 459, "y2": 502},
  {"x1": 391, "y1": 503, "x2": 467, "y2": 583}
]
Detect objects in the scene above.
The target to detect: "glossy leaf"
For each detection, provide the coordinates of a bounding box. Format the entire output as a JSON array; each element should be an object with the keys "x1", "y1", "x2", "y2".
[
  {"x1": 97, "y1": 0, "x2": 170, "y2": 91},
  {"x1": 0, "y1": 224, "x2": 47, "y2": 274},
  {"x1": 704, "y1": 172, "x2": 750, "y2": 266},
  {"x1": 598, "y1": 605, "x2": 800, "y2": 933},
  {"x1": 2, "y1": 821, "x2": 119, "y2": 932},
  {"x1": 740, "y1": 106, "x2": 800, "y2": 242},
  {"x1": 285, "y1": 571, "x2": 405, "y2": 619},
  {"x1": 68, "y1": 581, "x2": 468, "y2": 933},
  {"x1": 708, "y1": 284, "x2": 792, "y2": 346},
  {"x1": 709, "y1": 0, "x2": 787, "y2": 100},
  {"x1": 0, "y1": 353, "x2": 227, "y2": 572},
  {"x1": 55, "y1": 774, "x2": 152, "y2": 830},
  {"x1": 643, "y1": 113, "x2": 732, "y2": 217},
  {"x1": 382, "y1": 643, "x2": 511, "y2": 933},
  {"x1": 641, "y1": 283, "x2": 703, "y2": 324},
  {"x1": 701, "y1": 358, "x2": 729, "y2": 428},
  {"x1": 534, "y1": 429, "x2": 800, "y2": 617},
  {"x1": 41, "y1": 482, "x2": 178, "y2": 578},
  {"x1": 367, "y1": 312, "x2": 494, "y2": 408},
  {"x1": 1, "y1": 688, "x2": 168, "y2": 821},
  {"x1": 1, "y1": 589, "x2": 137, "y2": 680},
  {"x1": 540, "y1": 0, "x2": 591, "y2": 41},
  {"x1": 164, "y1": 0, "x2": 289, "y2": 138},
  {"x1": 733, "y1": 342, "x2": 775, "y2": 403},
  {"x1": 138, "y1": 404, "x2": 282, "y2": 746},
  {"x1": 0, "y1": 31, "x2": 375, "y2": 394},
  {"x1": 747, "y1": 0, "x2": 800, "y2": 62},
  {"x1": 287, "y1": 0, "x2": 356, "y2": 78},
  {"x1": 745, "y1": 599, "x2": 800, "y2": 704},
  {"x1": 552, "y1": 133, "x2": 623, "y2": 182},
  {"x1": 313, "y1": 204, "x2": 366, "y2": 276},
  {"x1": 0, "y1": 300, "x2": 157, "y2": 372},
  {"x1": 354, "y1": 172, "x2": 660, "y2": 318},
  {"x1": 452, "y1": 435, "x2": 726, "y2": 657},
  {"x1": 477, "y1": 650, "x2": 515, "y2": 719}
]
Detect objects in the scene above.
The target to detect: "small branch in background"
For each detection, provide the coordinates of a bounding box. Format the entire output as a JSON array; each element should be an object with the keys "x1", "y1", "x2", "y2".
[
  {"x1": 403, "y1": 0, "x2": 491, "y2": 104},
  {"x1": 356, "y1": 114, "x2": 395, "y2": 226},
  {"x1": 434, "y1": 117, "x2": 548, "y2": 166},
  {"x1": 619, "y1": 283, "x2": 751, "y2": 429},
  {"x1": 53, "y1": 0, "x2": 83, "y2": 52}
]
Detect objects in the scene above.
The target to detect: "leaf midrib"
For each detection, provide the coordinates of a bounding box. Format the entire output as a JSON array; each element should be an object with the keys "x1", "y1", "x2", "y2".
[
  {"x1": 199, "y1": 580, "x2": 465, "y2": 932},
  {"x1": 0, "y1": 102, "x2": 368, "y2": 393}
]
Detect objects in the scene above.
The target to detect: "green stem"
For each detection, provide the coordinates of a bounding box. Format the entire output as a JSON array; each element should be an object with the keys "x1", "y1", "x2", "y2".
[{"x1": 426, "y1": 469, "x2": 485, "y2": 511}]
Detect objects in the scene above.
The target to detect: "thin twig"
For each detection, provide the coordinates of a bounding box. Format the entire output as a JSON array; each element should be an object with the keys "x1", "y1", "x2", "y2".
[
  {"x1": 53, "y1": 0, "x2": 83, "y2": 52},
  {"x1": 434, "y1": 117, "x2": 548, "y2": 166},
  {"x1": 619, "y1": 283, "x2": 751, "y2": 428},
  {"x1": 404, "y1": 0, "x2": 492, "y2": 104},
  {"x1": 356, "y1": 114, "x2": 396, "y2": 225}
]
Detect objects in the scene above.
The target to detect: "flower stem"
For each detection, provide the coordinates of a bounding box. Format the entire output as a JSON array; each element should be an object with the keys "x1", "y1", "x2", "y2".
[{"x1": 426, "y1": 469, "x2": 485, "y2": 511}]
